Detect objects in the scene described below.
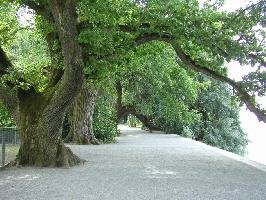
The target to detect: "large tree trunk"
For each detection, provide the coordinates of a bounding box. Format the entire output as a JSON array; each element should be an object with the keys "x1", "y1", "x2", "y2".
[
  {"x1": 66, "y1": 86, "x2": 99, "y2": 145},
  {"x1": 0, "y1": 0, "x2": 85, "y2": 167},
  {"x1": 15, "y1": 88, "x2": 81, "y2": 167},
  {"x1": 115, "y1": 80, "x2": 123, "y2": 124}
]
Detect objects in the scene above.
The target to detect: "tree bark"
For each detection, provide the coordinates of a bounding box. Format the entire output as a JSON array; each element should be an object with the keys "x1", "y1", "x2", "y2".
[
  {"x1": 115, "y1": 80, "x2": 123, "y2": 124},
  {"x1": 18, "y1": 0, "x2": 85, "y2": 166},
  {"x1": 15, "y1": 88, "x2": 80, "y2": 167},
  {"x1": 66, "y1": 85, "x2": 99, "y2": 145}
]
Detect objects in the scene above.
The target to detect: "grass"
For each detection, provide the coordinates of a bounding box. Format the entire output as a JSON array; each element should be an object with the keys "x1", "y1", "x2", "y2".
[{"x1": 0, "y1": 144, "x2": 19, "y2": 166}]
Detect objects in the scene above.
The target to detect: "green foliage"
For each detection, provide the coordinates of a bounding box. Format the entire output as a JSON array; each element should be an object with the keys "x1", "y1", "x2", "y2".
[
  {"x1": 115, "y1": 37, "x2": 248, "y2": 155},
  {"x1": 77, "y1": 0, "x2": 265, "y2": 116},
  {"x1": 3, "y1": 28, "x2": 50, "y2": 91},
  {"x1": 127, "y1": 114, "x2": 141, "y2": 127},
  {"x1": 183, "y1": 78, "x2": 248, "y2": 155},
  {"x1": 242, "y1": 70, "x2": 266, "y2": 97},
  {"x1": 0, "y1": 102, "x2": 15, "y2": 127},
  {"x1": 93, "y1": 95, "x2": 117, "y2": 143},
  {"x1": 118, "y1": 41, "x2": 204, "y2": 130},
  {"x1": 0, "y1": 3, "x2": 50, "y2": 92},
  {"x1": 201, "y1": 118, "x2": 247, "y2": 155},
  {"x1": 0, "y1": 1, "x2": 19, "y2": 46},
  {"x1": 78, "y1": 0, "x2": 136, "y2": 57}
]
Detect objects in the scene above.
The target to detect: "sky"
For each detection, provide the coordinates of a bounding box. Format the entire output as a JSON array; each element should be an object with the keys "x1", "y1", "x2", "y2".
[
  {"x1": 221, "y1": 0, "x2": 266, "y2": 165},
  {"x1": 222, "y1": 0, "x2": 260, "y2": 11}
]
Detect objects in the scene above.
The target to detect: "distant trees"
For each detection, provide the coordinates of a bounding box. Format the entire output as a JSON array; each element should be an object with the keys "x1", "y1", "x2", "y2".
[
  {"x1": 183, "y1": 78, "x2": 248, "y2": 155},
  {"x1": 114, "y1": 43, "x2": 248, "y2": 154}
]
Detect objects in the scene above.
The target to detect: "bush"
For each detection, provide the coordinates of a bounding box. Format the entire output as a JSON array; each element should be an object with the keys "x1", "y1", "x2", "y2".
[
  {"x1": 93, "y1": 96, "x2": 117, "y2": 143},
  {"x1": 182, "y1": 80, "x2": 248, "y2": 155},
  {"x1": 0, "y1": 102, "x2": 15, "y2": 127}
]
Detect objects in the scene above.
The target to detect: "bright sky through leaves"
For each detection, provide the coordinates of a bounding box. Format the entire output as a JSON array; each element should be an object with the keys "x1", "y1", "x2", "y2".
[{"x1": 220, "y1": 0, "x2": 266, "y2": 165}]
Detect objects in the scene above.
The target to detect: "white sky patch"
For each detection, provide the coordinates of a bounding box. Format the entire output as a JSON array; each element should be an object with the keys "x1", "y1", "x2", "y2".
[
  {"x1": 227, "y1": 61, "x2": 255, "y2": 81},
  {"x1": 221, "y1": 0, "x2": 259, "y2": 11},
  {"x1": 220, "y1": 0, "x2": 266, "y2": 165},
  {"x1": 17, "y1": 6, "x2": 35, "y2": 27}
]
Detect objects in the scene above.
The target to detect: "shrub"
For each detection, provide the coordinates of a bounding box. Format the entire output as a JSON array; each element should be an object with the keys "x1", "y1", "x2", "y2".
[{"x1": 93, "y1": 96, "x2": 117, "y2": 143}]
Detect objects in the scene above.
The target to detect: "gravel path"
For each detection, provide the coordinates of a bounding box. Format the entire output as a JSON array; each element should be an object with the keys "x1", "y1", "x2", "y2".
[{"x1": 1, "y1": 125, "x2": 266, "y2": 200}]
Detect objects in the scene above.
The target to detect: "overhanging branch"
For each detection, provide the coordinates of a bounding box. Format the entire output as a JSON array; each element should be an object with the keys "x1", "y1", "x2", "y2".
[
  {"x1": 135, "y1": 33, "x2": 266, "y2": 123},
  {"x1": 0, "y1": 46, "x2": 12, "y2": 75},
  {"x1": 0, "y1": 47, "x2": 18, "y2": 119},
  {"x1": 22, "y1": 0, "x2": 53, "y2": 22}
]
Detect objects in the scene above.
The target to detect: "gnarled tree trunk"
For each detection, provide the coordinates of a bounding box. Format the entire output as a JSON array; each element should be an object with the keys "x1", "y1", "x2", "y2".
[
  {"x1": 15, "y1": 88, "x2": 81, "y2": 167},
  {"x1": 65, "y1": 86, "x2": 99, "y2": 144},
  {"x1": 0, "y1": 0, "x2": 85, "y2": 167}
]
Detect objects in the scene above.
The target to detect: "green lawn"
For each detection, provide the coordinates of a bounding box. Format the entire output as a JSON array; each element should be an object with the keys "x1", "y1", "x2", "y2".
[{"x1": 0, "y1": 145, "x2": 19, "y2": 165}]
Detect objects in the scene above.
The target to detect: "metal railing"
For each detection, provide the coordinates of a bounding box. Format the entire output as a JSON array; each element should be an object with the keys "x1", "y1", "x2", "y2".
[{"x1": 0, "y1": 127, "x2": 19, "y2": 167}]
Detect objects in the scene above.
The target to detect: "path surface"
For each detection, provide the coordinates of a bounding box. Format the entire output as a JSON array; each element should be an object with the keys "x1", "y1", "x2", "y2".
[{"x1": 1, "y1": 125, "x2": 266, "y2": 200}]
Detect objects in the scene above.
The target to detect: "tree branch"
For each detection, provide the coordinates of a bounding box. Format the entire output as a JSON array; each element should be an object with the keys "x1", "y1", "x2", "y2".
[
  {"x1": 40, "y1": 0, "x2": 84, "y2": 129},
  {"x1": 45, "y1": 32, "x2": 64, "y2": 88},
  {"x1": 0, "y1": 47, "x2": 18, "y2": 119},
  {"x1": 0, "y1": 46, "x2": 12, "y2": 76},
  {"x1": 228, "y1": 0, "x2": 266, "y2": 25},
  {"x1": 115, "y1": 79, "x2": 161, "y2": 130},
  {"x1": 22, "y1": 0, "x2": 53, "y2": 22},
  {"x1": 135, "y1": 33, "x2": 266, "y2": 123}
]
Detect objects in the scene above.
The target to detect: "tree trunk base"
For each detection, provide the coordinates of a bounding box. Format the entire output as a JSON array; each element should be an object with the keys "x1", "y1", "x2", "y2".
[
  {"x1": 9, "y1": 142, "x2": 83, "y2": 168},
  {"x1": 65, "y1": 130, "x2": 100, "y2": 145},
  {"x1": 5, "y1": 145, "x2": 83, "y2": 168},
  {"x1": 55, "y1": 143, "x2": 83, "y2": 167}
]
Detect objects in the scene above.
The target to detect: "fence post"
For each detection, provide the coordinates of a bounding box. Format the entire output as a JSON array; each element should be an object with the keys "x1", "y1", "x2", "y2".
[
  {"x1": 2, "y1": 131, "x2": 5, "y2": 167},
  {"x1": 14, "y1": 130, "x2": 17, "y2": 144}
]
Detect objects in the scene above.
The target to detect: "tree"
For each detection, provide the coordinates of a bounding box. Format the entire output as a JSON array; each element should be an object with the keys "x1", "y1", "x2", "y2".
[
  {"x1": 65, "y1": 85, "x2": 99, "y2": 145},
  {"x1": 186, "y1": 77, "x2": 248, "y2": 155},
  {"x1": 178, "y1": 77, "x2": 248, "y2": 155},
  {"x1": 0, "y1": 0, "x2": 84, "y2": 166},
  {"x1": 64, "y1": 45, "x2": 118, "y2": 144},
  {"x1": 113, "y1": 42, "x2": 248, "y2": 154},
  {"x1": 115, "y1": 41, "x2": 202, "y2": 131},
  {"x1": 0, "y1": 0, "x2": 265, "y2": 167}
]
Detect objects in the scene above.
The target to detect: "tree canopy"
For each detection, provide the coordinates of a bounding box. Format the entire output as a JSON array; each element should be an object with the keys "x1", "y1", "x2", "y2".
[{"x1": 1, "y1": 0, "x2": 265, "y2": 118}]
